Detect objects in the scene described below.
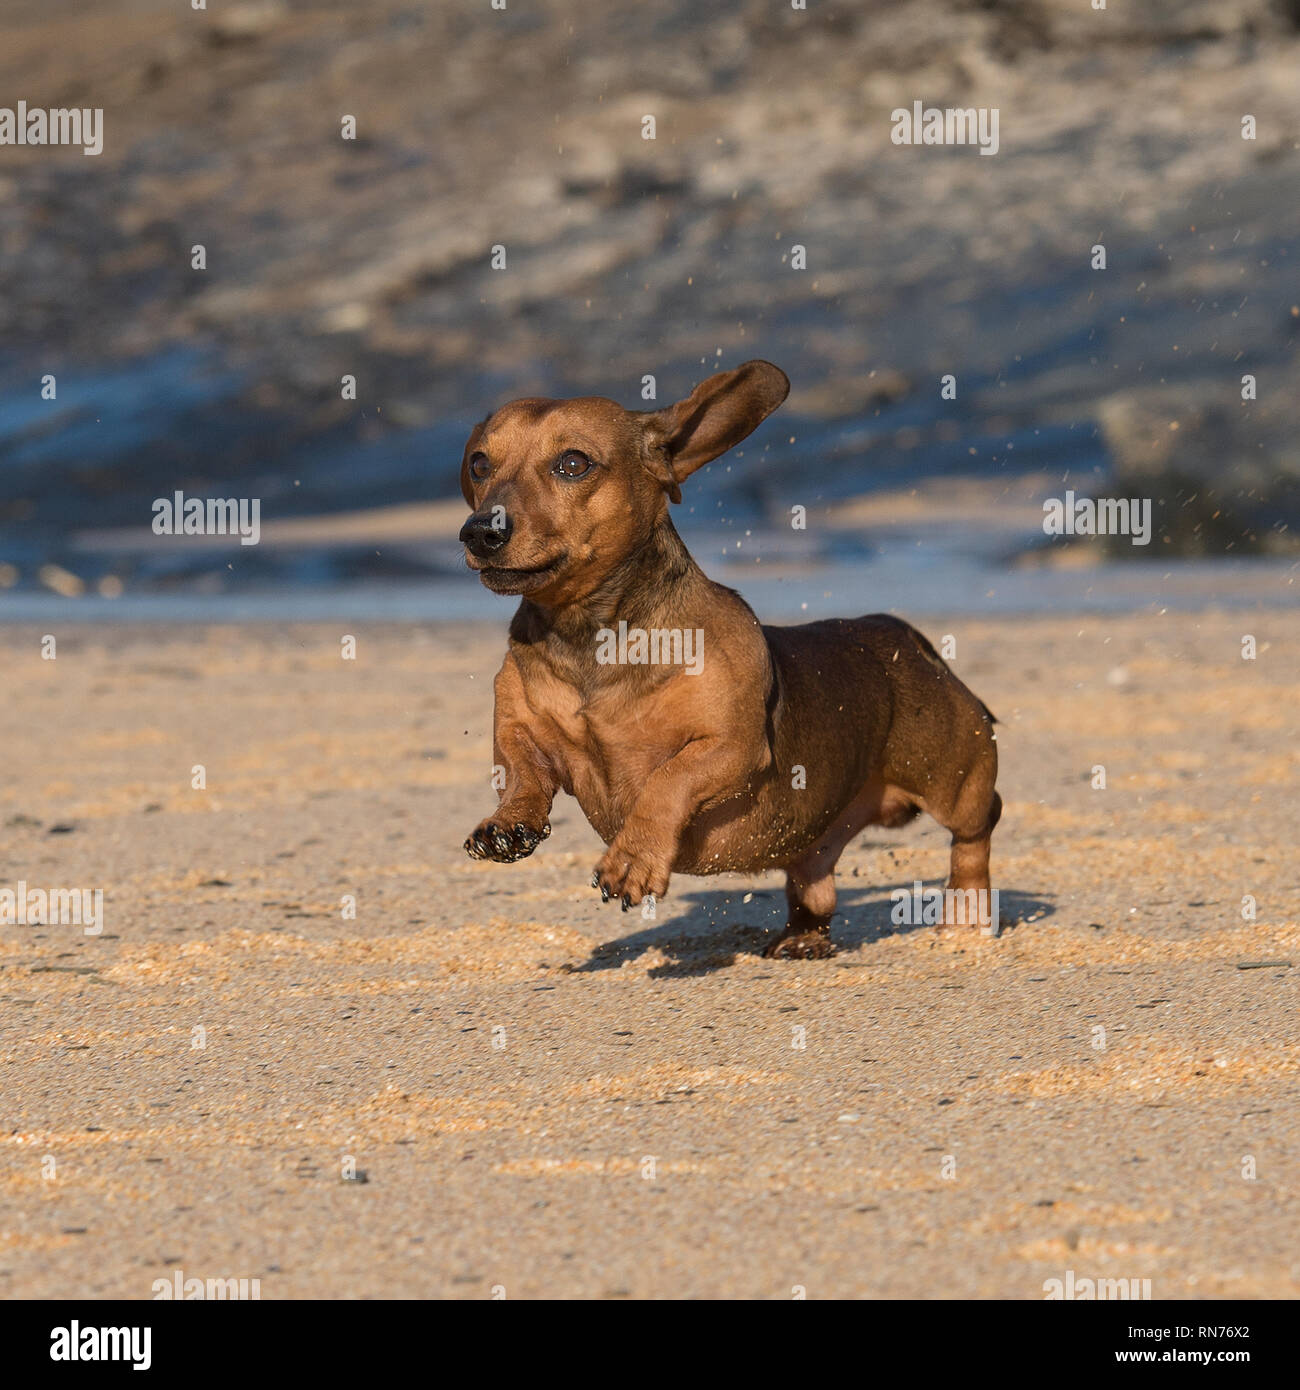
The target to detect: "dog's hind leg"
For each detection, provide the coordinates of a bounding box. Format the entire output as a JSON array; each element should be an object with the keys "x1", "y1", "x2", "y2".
[
  {"x1": 939, "y1": 772, "x2": 1001, "y2": 929},
  {"x1": 765, "y1": 781, "x2": 913, "y2": 959},
  {"x1": 766, "y1": 841, "x2": 842, "y2": 959}
]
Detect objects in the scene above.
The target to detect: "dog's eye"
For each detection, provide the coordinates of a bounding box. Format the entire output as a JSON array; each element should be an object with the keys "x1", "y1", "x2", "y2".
[
  {"x1": 468, "y1": 453, "x2": 491, "y2": 482},
  {"x1": 554, "y1": 450, "x2": 592, "y2": 480}
]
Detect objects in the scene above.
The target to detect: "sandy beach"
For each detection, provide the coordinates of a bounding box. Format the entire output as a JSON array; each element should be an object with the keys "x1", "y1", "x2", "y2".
[{"x1": 1, "y1": 610, "x2": 1296, "y2": 1299}]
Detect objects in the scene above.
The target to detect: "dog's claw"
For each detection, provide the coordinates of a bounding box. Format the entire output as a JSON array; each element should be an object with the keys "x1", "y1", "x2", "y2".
[
  {"x1": 600, "y1": 884, "x2": 610, "y2": 902},
  {"x1": 463, "y1": 819, "x2": 548, "y2": 863},
  {"x1": 621, "y1": 894, "x2": 631, "y2": 912}
]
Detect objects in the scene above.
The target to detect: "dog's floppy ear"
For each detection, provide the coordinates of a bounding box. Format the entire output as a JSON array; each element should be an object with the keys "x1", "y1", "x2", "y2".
[
  {"x1": 644, "y1": 361, "x2": 789, "y2": 501},
  {"x1": 459, "y1": 417, "x2": 489, "y2": 505}
]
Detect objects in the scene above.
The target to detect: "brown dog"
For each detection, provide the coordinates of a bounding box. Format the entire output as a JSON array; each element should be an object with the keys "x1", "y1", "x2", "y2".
[{"x1": 458, "y1": 361, "x2": 1001, "y2": 957}]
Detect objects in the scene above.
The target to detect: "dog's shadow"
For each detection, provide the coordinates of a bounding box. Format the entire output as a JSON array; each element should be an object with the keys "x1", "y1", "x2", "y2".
[{"x1": 570, "y1": 879, "x2": 1057, "y2": 979}]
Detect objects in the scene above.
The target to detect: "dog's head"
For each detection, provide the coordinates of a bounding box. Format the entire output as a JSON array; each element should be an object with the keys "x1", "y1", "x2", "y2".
[{"x1": 458, "y1": 360, "x2": 789, "y2": 603}]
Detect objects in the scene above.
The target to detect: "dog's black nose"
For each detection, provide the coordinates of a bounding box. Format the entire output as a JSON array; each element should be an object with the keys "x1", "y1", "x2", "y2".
[{"x1": 459, "y1": 510, "x2": 512, "y2": 559}]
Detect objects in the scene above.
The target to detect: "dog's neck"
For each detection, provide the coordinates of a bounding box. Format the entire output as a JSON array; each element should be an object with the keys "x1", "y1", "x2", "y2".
[{"x1": 512, "y1": 517, "x2": 712, "y2": 654}]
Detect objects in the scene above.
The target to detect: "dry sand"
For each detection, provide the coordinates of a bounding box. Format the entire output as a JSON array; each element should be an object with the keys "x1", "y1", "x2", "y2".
[{"x1": 0, "y1": 612, "x2": 1297, "y2": 1299}]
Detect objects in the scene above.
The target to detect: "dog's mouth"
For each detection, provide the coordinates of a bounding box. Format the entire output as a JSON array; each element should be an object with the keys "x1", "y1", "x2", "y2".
[{"x1": 467, "y1": 552, "x2": 567, "y2": 594}]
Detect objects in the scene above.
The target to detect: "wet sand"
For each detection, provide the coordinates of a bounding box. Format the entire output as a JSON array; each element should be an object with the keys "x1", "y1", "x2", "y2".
[{"x1": 0, "y1": 612, "x2": 1297, "y2": 1299}]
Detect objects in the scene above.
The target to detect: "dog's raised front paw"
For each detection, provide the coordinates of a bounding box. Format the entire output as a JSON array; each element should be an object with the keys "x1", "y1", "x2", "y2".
[
  {"x1": 464, "y1": 818, "x2": 550, "y2": 863},
  {"x1": 592, "y1": 846, "x2": 669, "y2": 910}
]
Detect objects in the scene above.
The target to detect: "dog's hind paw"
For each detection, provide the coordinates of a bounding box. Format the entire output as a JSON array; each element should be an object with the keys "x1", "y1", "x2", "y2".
[
  {"x1": 763, "y1": 930, "x2": 836, "y2": 960},
  {"x1": 464, "y1": 819, "x2": 550, "y2": 863}
]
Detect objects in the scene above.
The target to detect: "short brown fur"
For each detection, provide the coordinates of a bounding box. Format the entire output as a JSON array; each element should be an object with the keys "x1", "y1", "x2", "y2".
[{"x1": 459, "y1": 361, "x2": 1002, "y2": 956}]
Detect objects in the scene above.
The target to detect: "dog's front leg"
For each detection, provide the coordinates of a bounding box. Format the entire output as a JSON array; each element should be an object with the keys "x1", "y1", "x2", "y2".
[
  {"x1": 593, "y1": 736, "x2": 745, "y2": 910},
  {"x1": 464, "y1": 659, "x2": 558, "y2": 864}
]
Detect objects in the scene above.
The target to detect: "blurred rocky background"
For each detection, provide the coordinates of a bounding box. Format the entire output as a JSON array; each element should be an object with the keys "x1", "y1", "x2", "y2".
[{"x1": 1, "y1": 0, "x2": 1298, "y2": 598}]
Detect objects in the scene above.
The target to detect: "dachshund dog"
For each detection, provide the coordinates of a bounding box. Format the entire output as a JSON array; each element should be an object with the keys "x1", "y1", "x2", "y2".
[{"x1": 459, "y1": 361, "x2": 1001, "y2": 956}]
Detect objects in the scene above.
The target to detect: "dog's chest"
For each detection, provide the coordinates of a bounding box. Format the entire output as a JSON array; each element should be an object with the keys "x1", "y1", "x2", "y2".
[{"x1": 530, "y1": 670, "x2": 689, "y2": 830}]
